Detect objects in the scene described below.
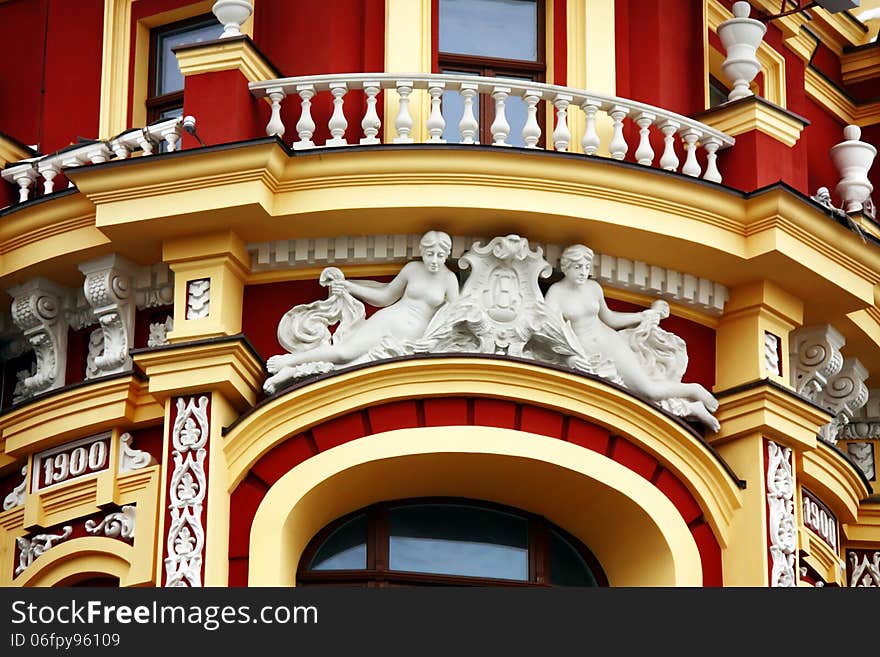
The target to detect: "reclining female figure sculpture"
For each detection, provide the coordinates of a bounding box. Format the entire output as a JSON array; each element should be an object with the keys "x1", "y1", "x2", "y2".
[
  {"x1": 263, "y1": 230, "x2": 459, "y2": 394},
  {"x1": 545, "y1": 244, "x2": 720, "y2": 431}
]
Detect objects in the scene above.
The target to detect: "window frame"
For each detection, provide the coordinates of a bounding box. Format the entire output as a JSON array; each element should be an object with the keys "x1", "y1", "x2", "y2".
[
  {"x1": 437, "y1": 0, "x2": 547, "y2": 145},
  {"x1": 146, "y1": 13, "x2": 222, "y2": 123},
  {"x1": 297, "y1": 497, "x2": 607, "y2": 587}
]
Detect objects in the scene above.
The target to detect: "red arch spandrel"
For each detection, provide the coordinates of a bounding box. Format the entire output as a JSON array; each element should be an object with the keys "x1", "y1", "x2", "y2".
[{"x1": 228, "y1": 396, "x2": 722, "y2": 586}]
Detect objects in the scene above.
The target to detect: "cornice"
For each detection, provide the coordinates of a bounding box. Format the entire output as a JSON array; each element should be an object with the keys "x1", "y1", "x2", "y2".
[
  {"x1": 175, "y1": 35, "x2": 282, "y2": 84},
  {"x1": 696, "y1": 96, "x2": 807, "y2": 147},
  {"x1": 0, "y1": 374, "x2": 162, "y2": 459}
]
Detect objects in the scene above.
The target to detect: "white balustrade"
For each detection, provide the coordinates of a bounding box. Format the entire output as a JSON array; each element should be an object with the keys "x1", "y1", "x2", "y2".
[
  {"x1": 250, "y1": 73, "x2": 734, "y2": 183},
  {"x1": 2, "y1": 116, "x2": 189, "y2": 206}
]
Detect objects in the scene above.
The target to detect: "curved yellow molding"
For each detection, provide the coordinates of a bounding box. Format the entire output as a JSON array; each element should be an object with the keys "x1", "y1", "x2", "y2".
[
  {"x1": 14, "y1": 538, "x2": 136, "y2": 587},
  {"x1": 248, "y1": 426, "x2": 703, "y2": 586},
  {"x1": 224, "y1": 358, "x2": 742, "y2": 547}
]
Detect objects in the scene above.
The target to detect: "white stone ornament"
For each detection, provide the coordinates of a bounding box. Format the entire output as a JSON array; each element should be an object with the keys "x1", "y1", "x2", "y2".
[
  {"x1": 264, "y1": 232, "x2": 721, "y2": 432},
  {"x1": 86, "y1": 506, "x2": 136, "y2": 540},
  {"x1": 15, "y1": 526, "x2": 72, "y2": 576},
  {"x1": 830, "y1": 125, "x2": 877, "y2": 214},
  {"x1": 2, "y1": 466, "x2": 26, "y2": 510},
  {"x1": 718, "y1": 2, "x2": 766, "y2": 102},
  {"x1": 212, "y1": 0, "x2": 252, "y2": 38},
  {"x1": 767, "y1": 441, "x2": 796, "y2": 587}
]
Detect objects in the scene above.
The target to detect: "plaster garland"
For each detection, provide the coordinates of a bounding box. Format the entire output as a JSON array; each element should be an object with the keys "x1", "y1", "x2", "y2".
[
  {"x1": 164, "y1": 396, "x2": 210, "y2": 587},
  {"x1": 767, "y1": 441, "x2": 797, "y2": 588},
  {"x1": 264, "y1": 232, "x2": 721, "y2": 431}
]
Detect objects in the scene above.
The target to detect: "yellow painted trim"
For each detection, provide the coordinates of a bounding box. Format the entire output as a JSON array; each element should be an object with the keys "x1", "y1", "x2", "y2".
[
  {"x1": 133, "y1": 338, "x2": 264, "y2": 410},
  {"x1": 383, "y1": 0, "x2": 431, "y2": 143},
  {"x1": 844, "y1": 501, "x2": 880, "y2": 543},
  {"x1": 699, "y1": 97, "x2": 805, "y2": 147},
  {"x1": 0, "y1": 136, "x2": 33, "y2": 167},
  {"x1": 1, "y1": 465, "x2": 161, "y2": 587},
  {"x1": 176, "y1": 37, "x2": 278, "y2": 83},
  {"x1": 99, "y1": 0, "x2": 134, "y2": 139},
  {"x1": 711, "y1": 383, "x2": 827, "y2": 452},
  {"x1": 224, "y1": 357, "x2": 742, "y2": 547},
  {"x1": 800, "y1": 443, "x2": 870, "y2": 524},
  {"x1": 707, "y1": 0, "x2": 787, "y2": 108},
  {"x1": 248, "y1": 426, "x2": 703, "y2": 586},
  {"x1": 0, "y1": 376, "x2": 162, "y2": 459},
  {"x1": 842, "y1": 46, "x2": 880, "y2": 85},
  {"x1": 805, "y1": 67, "x2": 880, "y2": 127}
]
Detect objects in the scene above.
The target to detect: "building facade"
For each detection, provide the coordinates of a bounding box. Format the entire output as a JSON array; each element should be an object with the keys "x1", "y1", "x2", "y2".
[{"x1": 0, "y1": 0, "x2": 879, "y2": 588}]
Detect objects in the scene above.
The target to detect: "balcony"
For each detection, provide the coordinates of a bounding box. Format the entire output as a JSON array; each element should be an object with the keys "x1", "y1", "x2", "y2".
[{"x1": 248, "y1": 72, "x2": 735, "y2": 183}]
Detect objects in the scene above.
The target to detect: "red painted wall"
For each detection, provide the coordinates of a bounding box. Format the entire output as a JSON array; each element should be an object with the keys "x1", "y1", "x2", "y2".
[{"x1": 0, "y1": 0, "x2": 103, "y2": 153}]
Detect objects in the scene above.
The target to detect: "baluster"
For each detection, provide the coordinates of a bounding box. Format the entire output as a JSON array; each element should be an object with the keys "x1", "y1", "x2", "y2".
[
  {"x1": 658, "y1": 120, "x2": 680, "y2": 171},
  {"x1": 680, "y1": 127, "x2": 701, "y2": 177},
  {"x1": 580, "y1": 99, "x2": 601, "y2": 155},
  {"x1": 327, "y1": 82, "x2": 349, "y2": 147},
  {"x1": 702, "y1": 135, "x2": 723, "y2": 183},
  {"x1": 552, "y1": 93, "x2": 573, "y2": 152},
  {"x1": 360, "y1": 81, "x2": 381, "y2": 145},
  {"x1": 490, "y1": 86, "x2": 512, "y2": 146},
  {"x1": 294, "y1": 84, "x2": 316, "y2": 150},
  {"x1": 393, "y1": 81, "x2": 414, "y2": 143},
  {"x1": 458, "y1": 82, "x2": 479, "y2": 144},
  {"x1": 37, "y1": 159, "x2": 60, "y2": 194},
  {"x1": 608, "y1": 105, "x2": 629, "y2": 160},
  {"x1": 426, "y1": 83, "x2": 446, "y2": 143},
  {"x1": 634, "y1": 111, "x2": 656, "y2": 166},
  {"x1": 265, "y1": 88, "x2": 286, "y2": 138},
  {"x1": 522, "y1": 90, "x2": 542, "y2": 149}
]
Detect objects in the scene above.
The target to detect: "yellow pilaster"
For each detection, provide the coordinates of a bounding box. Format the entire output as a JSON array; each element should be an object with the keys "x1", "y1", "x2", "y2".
[
  {"x1": 715, "y1": 433, "x2": 768, "y2": 586},
  {"x1": 715, "y1": 281, "x2": 804, "y2": 392},
  {"x1": 384, "y1": 0, "x2": 431, "y2": 143},
  {"x1": 163, "y1": 231, "x2": 250, "y2": 341},
  {"x1": 566, "y1": 0, "x2": 615, "y2": 155}
]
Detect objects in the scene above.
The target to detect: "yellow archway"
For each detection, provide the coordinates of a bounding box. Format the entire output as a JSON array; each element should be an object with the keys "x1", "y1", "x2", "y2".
[{"x1": 248, "y1": 426, "x2": 704, "y2": 586}]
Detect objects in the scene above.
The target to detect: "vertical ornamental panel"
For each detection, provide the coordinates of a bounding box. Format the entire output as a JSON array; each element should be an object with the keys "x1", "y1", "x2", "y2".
[
  {"x1": 766, "y1": 440, "x2": 796, "y2": 587},
  {"x1": 164, "y1": 395, "x2": 211, "y2": 587}
]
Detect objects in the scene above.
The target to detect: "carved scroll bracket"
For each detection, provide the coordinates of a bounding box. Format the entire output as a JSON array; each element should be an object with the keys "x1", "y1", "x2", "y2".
[
  {"x1": 6, "y1": 277, "x2": 69, "y2": 398},
  {"x1": 78, "y1": 254, "x2": 139, "y2": 378}
]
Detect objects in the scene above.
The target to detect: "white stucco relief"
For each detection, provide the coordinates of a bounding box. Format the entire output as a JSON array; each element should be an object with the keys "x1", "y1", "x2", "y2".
[{"x1": 264, "y1": 232, "x2": 720, "y2": 432}]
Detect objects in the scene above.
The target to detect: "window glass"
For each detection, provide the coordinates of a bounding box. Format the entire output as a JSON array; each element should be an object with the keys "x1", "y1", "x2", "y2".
[
  {"x1": 439, "y1": 0, "x2": 538, "y2": 61},
  {"x1": 156, "y1": 21, "x2": 224, "y2": 96},
  {"x1": 310, "y1": 513, "x2": 367, "y2": 570},
  {"x1": 549, "y1": 529, "x2": 597, "y2": 586},
  {"x1": 388, "y1": 504, "x2": 529, "y2": 580}
]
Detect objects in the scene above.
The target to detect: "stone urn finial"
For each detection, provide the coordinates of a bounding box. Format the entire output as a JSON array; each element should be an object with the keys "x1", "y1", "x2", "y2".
[
  {"x1": 718, "y1": 1, "x2": 767, "y2": 102},
  {"x1": 212, "y1": 0, "x2": 253, "y2": 38},
  {"x1": 830, "y1": 125, "x2": 877, "y2": 214}
]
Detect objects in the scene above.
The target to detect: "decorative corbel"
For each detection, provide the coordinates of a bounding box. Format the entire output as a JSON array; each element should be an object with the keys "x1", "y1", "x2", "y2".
[
  {"x1": 789, "y1": 324, "x2": 845, "y2": 401},
  {"x1": 78, "y1": 254, "x2": 139, "y2": 377},
  {"x1": 7, "y1": 278, "x2": 69, "y2": 399}
]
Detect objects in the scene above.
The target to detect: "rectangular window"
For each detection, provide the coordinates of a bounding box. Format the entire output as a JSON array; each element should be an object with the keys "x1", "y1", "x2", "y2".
[
  {"x1": 147, "y1": 15, "x2": 224, "y2": 123},
  {"x1": 438, "y1": 0, "x2": 545, "y2": 146}
]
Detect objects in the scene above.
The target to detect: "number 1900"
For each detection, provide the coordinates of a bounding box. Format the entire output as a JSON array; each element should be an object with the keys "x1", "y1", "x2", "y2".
[{"x1": 32, "y1": 433, "x2": 111, "y2": 492}]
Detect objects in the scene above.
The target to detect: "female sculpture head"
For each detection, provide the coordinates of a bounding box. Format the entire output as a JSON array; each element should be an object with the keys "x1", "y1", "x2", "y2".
[
  {"x1": 419, "y1": 230, "x2": 453, "y2": 273},
  {"x1": 559, "y1": 244, "x2": 594, "y2": 285}
]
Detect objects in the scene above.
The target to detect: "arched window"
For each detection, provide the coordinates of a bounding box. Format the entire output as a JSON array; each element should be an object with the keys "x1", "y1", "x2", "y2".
[{"x1": 298, "y1": 499, "x2": 606, "y2": 587}]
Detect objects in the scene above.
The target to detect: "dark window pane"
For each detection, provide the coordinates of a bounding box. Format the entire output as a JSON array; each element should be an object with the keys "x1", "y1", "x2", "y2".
[
  {"x1": 156, "y1": 21, "x2": 224, "y2": 96},
  {"x1": 310, "y1": 513, "x2": 367, "y2": 570},
  {"x1": 389, "y1": 504, "x2": 528, "y2": 580},
  {"x1": 549, "y1": 529, "x2": 597, "y2": 587},
  {"x1": 439, "y1": 0, "x2": 538, "y2": 61}
]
